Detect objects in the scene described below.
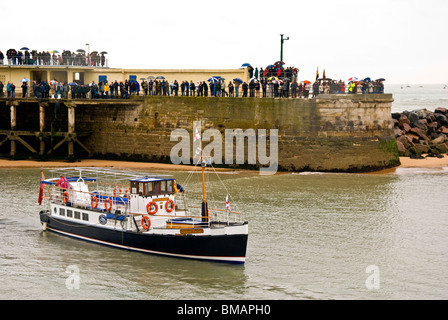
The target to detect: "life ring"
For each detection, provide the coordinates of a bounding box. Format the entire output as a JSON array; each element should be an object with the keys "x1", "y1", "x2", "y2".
[
  {"x1": 165, "y1": 199, "x2": 175, "y2": 213},
  {"x1": 141, "y1": 216, "x2": 151, "y2": 230},
  {"x1": 113, "y1": 186, "x2": 122, "y2": 197},
  {"x1": 146, "y1": 201, "x2": 158, "y2": 215},
  {"x1": 104, "y1": 198, "x2": 112, "y2": 212},
  {"x1": 91, "y1": 195, "x2": 99, "y2": 209},
  {"x1": 62, "y1": 191, "x2": 69, "y2": 204}
]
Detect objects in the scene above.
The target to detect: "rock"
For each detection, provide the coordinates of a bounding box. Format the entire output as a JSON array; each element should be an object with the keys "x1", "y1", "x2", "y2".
[
  {"x1": 431, "y1": 135, "x2": 446, "y2": 144},
  {"x1": 397, "y1": 134, "x2": 413, "y2": 148},
  {"x1": 394, "y1": 127, "x2": 404, "y2": 137},
  {"x1": 409, "y1": 127, "x2": 430, "y2": 141},
  {"x1": 399, "y1": 122, "x2": 412, "y2": 132},
  {"x1": 437, "y1": 126, "x2": 448, "y2": 134},
  {"x1": 396, "y1": 140, "x2": 407, "y2": 155},
  {"x1": 406, "y1": 132, "x2": 420, "y2": 143},
  {"x1": 435, "y1": 107, "x2": 447, "y2": 114},
  {"x1": 435, "y1": 113, "x2": 448, "y2": 126},
  {"x1": 414, "y1": 143, "x2": 430, "y2": 154},
  {"x1": 408, "y1": 112, "x2": 420, "y2": 125}
]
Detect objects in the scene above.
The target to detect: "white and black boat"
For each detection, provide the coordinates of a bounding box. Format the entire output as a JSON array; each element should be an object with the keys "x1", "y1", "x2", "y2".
[{"x1": 38, "y1": 163, "x2": 248, "y2": 264}]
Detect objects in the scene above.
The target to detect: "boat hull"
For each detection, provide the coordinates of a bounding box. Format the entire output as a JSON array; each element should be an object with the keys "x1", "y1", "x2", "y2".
[{"x1": 39, "y1": 210, "x2": 248, "y2": 264}]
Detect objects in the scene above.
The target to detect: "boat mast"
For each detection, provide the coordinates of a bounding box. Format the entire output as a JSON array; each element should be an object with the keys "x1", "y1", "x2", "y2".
[{"x1": 200, "y1": 138, "x2": 209, "y2": 223}]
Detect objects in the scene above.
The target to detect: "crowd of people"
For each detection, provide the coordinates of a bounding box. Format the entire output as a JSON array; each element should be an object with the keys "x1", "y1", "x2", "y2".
[
  {"x1": 0, "y1": 48, "x2": 107, "y2": 67},
  {"x1": 0, "y1": 76, "x2": 385, "y2": 100}
]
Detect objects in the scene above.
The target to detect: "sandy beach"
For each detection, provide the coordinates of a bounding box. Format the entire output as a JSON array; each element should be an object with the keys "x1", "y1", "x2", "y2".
[{"x1": 0, "y1": 155, "x2": 447, "y2": 172}]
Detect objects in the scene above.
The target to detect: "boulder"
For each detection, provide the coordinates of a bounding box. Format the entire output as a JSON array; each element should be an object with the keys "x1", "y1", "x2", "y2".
[
  {"x1": 396, "y1": 140, "x2": 407, "y2": 156},
  {"x1": 435, "y1": 107, "x2": 447, "y2": 114},
  {"x1": 437, "y1": 126, "x2": 448, "y2": 134},
  {"x1": 431, "y1": 135, "x2": 446, "y2": 145},
  {"x1": 409, "y1": 127, "x2": 430, "y2": 141}
]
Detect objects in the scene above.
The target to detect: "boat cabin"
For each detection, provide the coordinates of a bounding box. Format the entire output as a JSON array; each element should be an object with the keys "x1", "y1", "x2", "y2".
[{"x1": 128, "y1": 176, "x2": 177, "y2": 216}]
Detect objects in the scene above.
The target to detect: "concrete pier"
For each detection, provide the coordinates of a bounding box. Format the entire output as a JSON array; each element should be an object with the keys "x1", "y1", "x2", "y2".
[{"x1": 0, "y1": 94, "x2": 399, "y2": 172}]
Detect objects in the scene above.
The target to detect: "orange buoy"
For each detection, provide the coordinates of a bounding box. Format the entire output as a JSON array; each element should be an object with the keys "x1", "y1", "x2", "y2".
[
  {"x1": 165, "y1": 199, "x2": 175, "y2": 213},
  {"x1": 141, "y1": 216, "x2": 151, "y2": 230},
  {"x1": 146, "y1": 201, "x2": 158, "y2": 215}
]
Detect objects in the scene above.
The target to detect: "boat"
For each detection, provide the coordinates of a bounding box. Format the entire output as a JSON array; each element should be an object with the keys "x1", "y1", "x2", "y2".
[{"x1": 38, "y1": 139, "x2": 248, "y2": 264}]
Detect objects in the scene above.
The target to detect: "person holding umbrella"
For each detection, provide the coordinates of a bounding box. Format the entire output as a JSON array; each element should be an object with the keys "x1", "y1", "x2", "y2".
[{"x1": 21, "y1": 80, "x2": 28, "y2": 98}]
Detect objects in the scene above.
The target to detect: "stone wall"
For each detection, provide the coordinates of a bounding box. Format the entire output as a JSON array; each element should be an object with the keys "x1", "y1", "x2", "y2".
[{"x1": 73, "y1": 94, "x2": 399, "y2": 172}]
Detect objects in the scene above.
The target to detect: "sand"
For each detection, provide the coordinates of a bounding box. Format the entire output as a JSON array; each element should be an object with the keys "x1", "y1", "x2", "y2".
[{"x1": 0, "y1": 155, "x2": 447, "y2": 172}]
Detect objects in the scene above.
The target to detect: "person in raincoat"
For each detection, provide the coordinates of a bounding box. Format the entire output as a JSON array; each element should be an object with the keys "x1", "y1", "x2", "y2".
[{"x1": 104, "y1": 82, "x2": 110, "y2": 98}]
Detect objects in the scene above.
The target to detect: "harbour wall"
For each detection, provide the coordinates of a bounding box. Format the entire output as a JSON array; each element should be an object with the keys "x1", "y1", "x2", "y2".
[{"x1": 0, "y1": 94, "x2": 399, "y2": 172}]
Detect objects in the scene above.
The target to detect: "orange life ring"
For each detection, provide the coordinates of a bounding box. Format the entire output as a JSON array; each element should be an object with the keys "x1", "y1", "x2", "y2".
[
  {"x1": 113, "y1": 186, "x2": 122, "y2": 197},
  {"x1": 146, "y1": 201, "x2": 158, "y2": 215},
  {"x1": 165, "y1": 199, "x2": 175, "y2": 213},
  {"x1": 104, "y1": 198, "x2": 112, "y2": 212},
  {"x1": 91, "y1": 195, "x2": 99, "y2": 209},
  {"x1": 141, "y1": 216, "x2": 151, "y2": 230},
  {"x1": 62, "y1": 191, "x2": 69, "y2": 204}
]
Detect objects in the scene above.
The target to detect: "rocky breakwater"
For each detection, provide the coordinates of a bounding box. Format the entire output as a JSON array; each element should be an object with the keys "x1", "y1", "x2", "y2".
[{"x1": 393, "y1": 107, "x2": 448, "y2": 158}]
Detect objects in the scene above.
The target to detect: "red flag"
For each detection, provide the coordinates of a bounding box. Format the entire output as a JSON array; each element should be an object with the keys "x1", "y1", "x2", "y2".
[
  {"x1": 38, "y1": 171, "x2": 44, "y2": 205},
  {"x1": 315, "y1": 67, "x2": 319, "y2": 80}
]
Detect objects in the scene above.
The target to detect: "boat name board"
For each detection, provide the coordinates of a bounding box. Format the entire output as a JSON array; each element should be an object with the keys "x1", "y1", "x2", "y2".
[{"x1": 179, "y1": 228, "x2": 204, "y2": 235}]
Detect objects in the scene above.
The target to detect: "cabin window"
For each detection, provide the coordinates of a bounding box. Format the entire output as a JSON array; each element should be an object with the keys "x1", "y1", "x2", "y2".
[
  {"x1": 144, "y1": 182, "x2": 153, "y2": 195},
  {"x1": 67, "y1": 210, "x2": 73, "y2": 218},
  {"x1": 74, "y1": 211, "x2": 81, "y2": 219},
  {"x1": 59, "y1": 208, "x2": 65, "y2": 216},
  {"x1": 131, "y1": 181, "x2": 139, "y2": 194},
  {"x1": 160, "y1": 181, "x2": 167, "y2": 194},
  {"x1": 82, "y1": 213, "x2": 89, "y2": 221},
  {"x1": 167, "y1": 180, "x2": 174, "y2": 193}
]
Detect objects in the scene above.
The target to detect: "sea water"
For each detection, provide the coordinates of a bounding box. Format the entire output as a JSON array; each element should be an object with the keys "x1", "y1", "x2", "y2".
[
  {"x1": 0, "y1": 86, "x2": 447, "y2": 300},
  {"x1": 0, "y1": 166, "x2": 447, "y2": 300}
]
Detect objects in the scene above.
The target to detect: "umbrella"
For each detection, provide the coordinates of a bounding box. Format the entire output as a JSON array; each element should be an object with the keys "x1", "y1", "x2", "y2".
[
  {"x1": 268, "y1": 76, "x2": 279, "y2": 81},
  {"x1": 20, "y1": 78, "x2": 30, "y2": 82},
  {"x1": 156, "y1": 76, "x2": 165, "y2": 80},
  {"x1": 250, "y1": 77, "x2": 258, "y2": 83},
  {"x1": 50, "y1": 50, "x2": 59, "y2": 53},
  {"x1": 69, "y1": 82, "x2": 78, "y2": 86},
  {"x1": 100, "y1": 51, "x2": 108, "y2": 54},
  {"x1": 20, "y1": 47, "x2": 30, "y2": 51},
  {"x1": 76, "y1": 49, "x2": 86, "y2": 53},
  {"x1": 274, "y1": 61, "x2": 285, "y2": 65},
  {"x1": 147, "y1": 76, "x2": 155, "y2": 79},
  {"x1": 266, "y1": 64, "x2": 274, "y2": 68},
  {"x1": 208, "y1": 77, "x2": 219, "y2": 83},
  {"x1": 348, "y1": 77, "x2": 358, "y2": 83},
  {"x1": 241, "y1": 63, "x2": 251, "y2": 67},
  {"x1": 376, "y1": 78, "x2": 385, "y2": 81},
  {"x1": 302, "y1": 80, "x2": 312, "y2": 84},
  {"x1": 233, "y1": 78, "x2": 243, "y2": 84},
  {"x1": 363, "y1": 77, "x2": 371, "y2": 82},
  {"x1": 49, "y1": 80, "x2": 57, "y2": 85},
  {"x1": 90, "y1": 51, "x2": 98, "y2": 54}
]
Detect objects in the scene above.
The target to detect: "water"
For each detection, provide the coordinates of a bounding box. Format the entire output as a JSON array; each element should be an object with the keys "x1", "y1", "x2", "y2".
[
  {"x1": 386, "y1": 83, "x2": 448, "y2": 113},
  {"x1": 1, "y1": 166, "x2": 447, "y2": 300}
]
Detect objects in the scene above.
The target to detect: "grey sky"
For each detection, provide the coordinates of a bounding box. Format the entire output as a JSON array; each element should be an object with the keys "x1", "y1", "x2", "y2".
[{"x1": 1, "y1": 0, "x2": 447, "y2": 84}]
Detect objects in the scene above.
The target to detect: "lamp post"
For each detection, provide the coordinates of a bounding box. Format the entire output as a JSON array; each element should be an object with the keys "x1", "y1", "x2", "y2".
[
  {"x1": 86, "y1": 43, "x2": 90, "y2": 66},
  {"x1": 280, "y1": 34, "x2": 289, "y2": 62}
]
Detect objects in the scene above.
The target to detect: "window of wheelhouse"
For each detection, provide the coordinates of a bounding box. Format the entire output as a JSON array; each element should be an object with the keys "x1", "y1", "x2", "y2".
[{"x1": 131, "y1": 181, "x2": 139, "y2": 194}]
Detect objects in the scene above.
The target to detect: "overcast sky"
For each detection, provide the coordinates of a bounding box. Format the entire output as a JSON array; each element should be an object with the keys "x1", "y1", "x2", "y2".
[{"x1": 1, "y1": 0, "x2": 447, "y2": 84}]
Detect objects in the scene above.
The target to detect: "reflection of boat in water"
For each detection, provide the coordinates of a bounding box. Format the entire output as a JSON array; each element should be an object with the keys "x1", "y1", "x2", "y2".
[{"x1": 38, "y1": 163, "x2": 248, "y2": 264}]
